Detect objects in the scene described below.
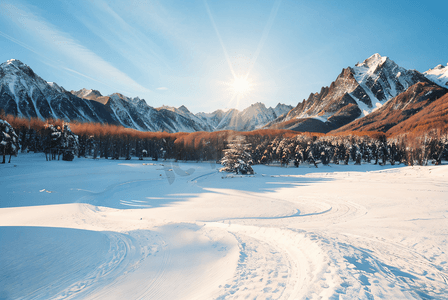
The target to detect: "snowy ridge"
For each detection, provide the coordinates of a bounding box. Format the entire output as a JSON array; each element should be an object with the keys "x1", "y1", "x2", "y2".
[
  {"x1": 72, "y1": 88, "x2": 103, "y2": 100},
  {"x1": 351, "y1": 53, "x2": 425, "y2": 115},
  {"x1": 156, "y1": 105, "x2": 214, "y2": 132},
  {"x1": 273, "y1": 103, "x2": 293, "y2": 117},
  {"x1": 0, "y1": 59, "x2": 80, "y2": 119},
  {"x1": 196, "y1": 109, "x2": 225, "y2": 128},
  {"x1": 424, "y1": 63, "x2": 448, "y2": 88},
  {"x1": 214, "y1": 103, "x2": 293, "y2": 131},
  {"x1": 47, "y1": 82, "x2": 66, "y2": 93}
]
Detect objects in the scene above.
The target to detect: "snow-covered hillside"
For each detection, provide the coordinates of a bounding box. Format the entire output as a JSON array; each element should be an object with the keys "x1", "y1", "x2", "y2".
[
  {"x1": 1, "y1": 154, "x2": 447, "y2": 299},
  {"x1": 424, "y1": 63, "x2": 448, "y2": 88}
]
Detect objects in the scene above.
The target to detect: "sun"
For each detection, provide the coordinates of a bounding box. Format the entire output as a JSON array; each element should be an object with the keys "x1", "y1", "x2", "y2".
[{"x1": 230, "y1": 76, "x2": 253, "y2": 95}]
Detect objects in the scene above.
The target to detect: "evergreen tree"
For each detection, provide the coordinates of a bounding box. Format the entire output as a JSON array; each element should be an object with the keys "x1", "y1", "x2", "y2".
[
  {"x1": 44, "y1": 124, "x2": 79, "y2": 161},
  {"x1": 61, "y1": 124, "x2": 79, "y2": 161},
  {"x1": 294, "y1": 144, "x2": 303, "y2": 167},
  {"x1": 0, "y1": 119, "x2": 19, "y2": 163},
  {"x1": 220, "y1": 135, "x2": 254, "y2": 175}
]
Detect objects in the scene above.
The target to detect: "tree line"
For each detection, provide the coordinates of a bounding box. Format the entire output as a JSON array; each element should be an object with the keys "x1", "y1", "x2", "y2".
[{"x1": 1, "y1": 113, "x2": 448, "y2": 167}]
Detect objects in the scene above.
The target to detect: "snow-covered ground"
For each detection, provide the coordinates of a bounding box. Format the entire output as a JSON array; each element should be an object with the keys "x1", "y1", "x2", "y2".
[{"x1": 1, "y1": 154, "x2": 447, "y2": 299}]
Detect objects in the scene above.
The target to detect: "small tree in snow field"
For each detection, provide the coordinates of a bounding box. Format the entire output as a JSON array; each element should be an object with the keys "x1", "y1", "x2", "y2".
[
  {"x1": 0, "y1": 119, "x2": 19, "y2": 163},
  {"x1": 220, "y1": 135, "x2": 254, "y2": 175},
  {"x1": 45, "y1": 123, "x2": 79, "y2": 161}
]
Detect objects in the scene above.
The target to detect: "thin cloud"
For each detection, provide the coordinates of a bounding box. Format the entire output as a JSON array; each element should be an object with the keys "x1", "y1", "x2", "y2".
[
  {"x1": 0, "y1": 1, "x2": 151, "y2": 97},
  {"x1": 75, "y1": 0, "x2": 171, "y2": 72},
  {"x1": 0, "y1": 30, "x2": 42, "y2": 58},
  {"x1": 63, "y1": 67, "x2": 120, "y2": 91},
  {"x1": 157, "y1": 87, "x2": 169, "y2": 91}
]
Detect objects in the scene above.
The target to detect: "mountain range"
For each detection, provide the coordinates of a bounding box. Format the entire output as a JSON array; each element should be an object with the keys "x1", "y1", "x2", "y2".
[
  {"x1": 1, "y1": 55, "x2": 447, "y2": 135},
  {"x1": 0, "y1": 59, "x2": 291, "y2": 133}
]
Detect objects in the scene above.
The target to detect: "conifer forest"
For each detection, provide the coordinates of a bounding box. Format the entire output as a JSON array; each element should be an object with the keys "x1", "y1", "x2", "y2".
[{"x1": 2, "y1": 114, "x2": 447, "y2": 168}]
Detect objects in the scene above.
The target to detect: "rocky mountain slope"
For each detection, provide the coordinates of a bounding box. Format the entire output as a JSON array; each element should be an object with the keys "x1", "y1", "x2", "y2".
[
  {"x1": 331, "y1": 81, "x2": 448, "y2": 134},
  {"x1": 0, "y1": 59, "x2": 290, "y2": 133},
  {"x1": 0, "y1": 59, "x2": 117, "y2": 125},
  {"x1": 268, "y1": 54, "x2": 430, "y2": 133},
  {"x1": 386, "y1": 91, "x2": 448, "y2": 136}
]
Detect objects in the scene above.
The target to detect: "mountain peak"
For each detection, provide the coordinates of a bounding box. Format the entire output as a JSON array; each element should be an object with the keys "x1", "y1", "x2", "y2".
[
  {"x1": 425, "y1": 63, "x2": 448, "y2": 73},
  {"x1": 157, "y1": 105, "x2": 175, "y2": 112},
  {"x1": 48, "y1": 82, "x2": 66, "y2": 93},
  {"x1": 72, "y1": 88, "x2": 103, "y2": 99},
  {"x1": 178, "y1": 105, "x2": 190, "y2": 114},
  {"x1": 424, "y1": 63, "x2": 448, "y2": 87},
  {"x1": 1, "y1": 59, "x2": 36, "y2": 78},
  {"x1": 356, "y1": 53, "x2": 388, "y2": 69},
  {"x1": 2, "y1": 59, "x2": 30, "y2": 72},
  {"x1": 5, "y1": 59, "x2": 25, "y2": 67}
]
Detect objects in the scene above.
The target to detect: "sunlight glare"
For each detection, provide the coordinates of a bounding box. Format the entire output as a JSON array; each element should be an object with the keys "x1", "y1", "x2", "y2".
[{"x1": 230, "y1": 76, "x2": 253, "y2": 95}]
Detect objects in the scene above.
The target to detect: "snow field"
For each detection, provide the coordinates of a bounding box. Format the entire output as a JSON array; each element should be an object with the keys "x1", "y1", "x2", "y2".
[{"x1": 1, "y1": 153, "x2": 448, "y2": 299}]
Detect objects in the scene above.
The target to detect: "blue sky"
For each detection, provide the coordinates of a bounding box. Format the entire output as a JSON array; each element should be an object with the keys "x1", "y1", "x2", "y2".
[{"x1": 0, "y1": 0, "x2": 446, "y2": 113}]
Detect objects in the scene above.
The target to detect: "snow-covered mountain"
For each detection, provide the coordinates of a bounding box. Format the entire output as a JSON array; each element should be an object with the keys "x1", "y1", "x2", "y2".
[
  {"x1": 196, "y1": 109, "x2": 226, "y2": 128},
  {"x1": 424, "y1": 63, "x2": 448, "y2": 88},
  {"x1": 272, "y1": 103, "x2": 292, "y2": 118},
  {"x1": 268, "y1": 53, "x2": 430, "y2": 132},
  {"x1": 155, "y1": 105, "x2": 214, "y2": 132},
  {"x1": 0, "y1": 59, "x2": 291, "y2": 133},
  {"x1": 70, "y1": 91, "x2": 216, "y2": 132},
  {"x1": 71, "y1": 88, "x2": 103, "y2": 100},
  {"x1": 71, "y1": 90, "x2": 291, "y2": 132},
  {"x1": 0, "y1": 59, "x2": 118, "y2": 124},
  {"x1": 196, "y1": 103, "x2": 293, "y2": 132}
]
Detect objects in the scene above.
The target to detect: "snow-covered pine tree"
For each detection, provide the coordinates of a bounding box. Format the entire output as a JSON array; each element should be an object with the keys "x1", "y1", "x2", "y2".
[
  {"x1": 44, "y1": 123, "x2": 79, "y2": 161},
  {"x1": 220, "y1": 135, "x2": 254, "y2": 175},
  {"x1": 0, "y1": 119, "x2": 19, "y2": 163},
  {"x1": 61, "y1": 124, "x2": 79, "y2": 161}
]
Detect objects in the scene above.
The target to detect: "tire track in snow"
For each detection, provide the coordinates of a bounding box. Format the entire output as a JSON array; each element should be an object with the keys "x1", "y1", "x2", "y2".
[
  {"x1": 189, "y1": 170, "x2": 219, "y2": 183},
  {"x1": 74, "y1": 224, "x2": 238, "y2": 300},
  {"x1": 215, "y1": 233, "x2": 290, "y2": 299},
  {"x1": 209, "y1": 224, "x2": 334, "y2": 299},
  {"x1": 288, "y1": 197, "x2": 448, "y2": 298},
  {"x1": 293, "y1": 194, "x2": 448, "y2": 298},
  {"x1": 52, "y1": 231, "x2": 143, "y2": 299},
  {"x1": 132, "y1": 234, "x2": 172, "y2": 300},
  {"x1": 215, "y1": 223, "x2": 448, "y2": 299},
  {"x1": 203, "y1": 189, "x2": 371, "y2": 299},
  {"x1": 47, "y1": 230, "x2": 165, "y2": 300},
  {"x1": 328, "y1": 233, "x2": 448, "y2": 299}
]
